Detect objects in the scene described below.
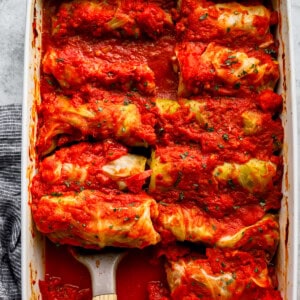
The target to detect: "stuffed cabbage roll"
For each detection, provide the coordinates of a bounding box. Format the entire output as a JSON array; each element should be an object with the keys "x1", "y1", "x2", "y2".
[
  {"x1": 32, "y1": 190, "x2": 160, "y2": 249},
  {"x1": 176, "y1": 42, "x2": 279, "y2": 97},
  {"x1": 52, "y1": 0, "x2": 174, "y2": 39},
  {"x1": 155, "y1": 96, "x2": 283, "y2": 159},
  {"x1": 213, "y1": 159, "x2": 277, "y2": 193},
  {"x1": 149, "y1": 145, "x2": 281, "y2": 203},
  {"x1": 43, "y1": 45, "x2": 156, "y2": 94},
  {"x1": 166, "y1": 248, "x2": 281, "y2": 300},
  {"x1": 36, "y1": 94, "x2": 156, "y2": 156},
  {"x1": 177, "y1": 0, "x2": 277, "y2": 48},
  {"x1": 156, "y1": 203, "x2": 279, "y2": 258},
  {"x1": 31, "y1": 140, "x2": 151, "y2": 200}
]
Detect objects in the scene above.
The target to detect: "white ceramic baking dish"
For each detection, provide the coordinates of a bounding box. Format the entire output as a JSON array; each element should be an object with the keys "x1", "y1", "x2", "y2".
[{"x1": 21, "y1": 0, "x2": 298, "y2": 299}]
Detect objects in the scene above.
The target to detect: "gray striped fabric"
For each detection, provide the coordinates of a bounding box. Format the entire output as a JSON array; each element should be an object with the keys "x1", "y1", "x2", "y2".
[{"x1": 0, "y1": 105, "x2": 22, "y2": 299}]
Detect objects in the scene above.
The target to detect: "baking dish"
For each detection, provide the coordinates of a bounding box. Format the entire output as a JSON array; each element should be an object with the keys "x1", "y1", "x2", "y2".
[{"x1": 21, "y1": 0, "x2": 298, "y2": 299}]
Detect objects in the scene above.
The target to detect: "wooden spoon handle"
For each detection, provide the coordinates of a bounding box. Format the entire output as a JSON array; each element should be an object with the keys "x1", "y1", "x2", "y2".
[{"x1": 93, "y1": 294, "x2": 117, "y2": 300}]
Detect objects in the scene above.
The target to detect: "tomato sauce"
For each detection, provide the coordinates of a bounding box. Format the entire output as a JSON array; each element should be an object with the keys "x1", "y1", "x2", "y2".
[
  {"x1": 41, "y1": 240, "x2": 167, "y2": 300},
  {"x1": 36, "y1": 0, "x2": 283, "y2": 299},
  {"x1": 176, "y1": 0, "x2": 278, "y2": 49},
  {"x1": 117, "y1": 248, "x2": 168, "y2": 300},
  {"x1": 40, "y1": 240, "x2": 92, "y2": 299}
]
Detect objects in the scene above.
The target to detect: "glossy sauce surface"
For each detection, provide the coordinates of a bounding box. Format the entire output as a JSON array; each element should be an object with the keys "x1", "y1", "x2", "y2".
[{"x1": 41, "y1": 240, "x2": 166, "y2": 300}]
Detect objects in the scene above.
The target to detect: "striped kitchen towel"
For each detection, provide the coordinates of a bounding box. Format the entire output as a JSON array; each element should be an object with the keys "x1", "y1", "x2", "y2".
[{"x1": 0, "y1": 105, "x2": 22, "y2": 299}]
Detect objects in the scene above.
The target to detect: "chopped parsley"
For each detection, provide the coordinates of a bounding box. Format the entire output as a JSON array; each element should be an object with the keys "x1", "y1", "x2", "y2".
[
  {"x1": 193, "y1": 183, "x2": 199, "y2": 189},
  {"x1": 264, "y1": 48, "x2": 276, "y2": 55},
  {"x1": 226, "y1": 279, "x2": 234, "y2": 286},
  {"x1": 158, "y1": 127, "x2": 164, "y2": 134},
  {"x1": 64, "y1": 181, "x2": 71, "y2": 188},
  {"x1": 224, "y1": 58, "x2": 238, "y2": 66},
  {"x1": 206, "y1": 126, "x2": 214, "y2": 132},
  {"x1": 174, "y1": 171, "x2": 183, "y2": 187},
  {"x1": 51, "y1": 192, "x2": 63, "y2": 197},
  {"x1": 46, "y1": 78, "x2": 54, "y2": 86},
  {"x1": 259, "y1": 199, "x2": 266, "y2": 207},
  {"x1": 234, "y1": 82, "x2": 241, "y2": 89},
  {"x1": 179, "y1": 151, "x2": 189, "y2": 159},
  {"x1": 228, "y1": 179, "x2": 235, "y2": 189},
  {"x1": 123, "y1": 98, "x2": 130, "y2": 105},
  {"x1": 199, "y1": 13, "x2": 208, "y2": 21},
  {"x1": 222, "y1": 134, "x2": 229, "y2": 141},
  {"x1": 272, "y1": 134, "x2": 282, "y2": 148},
  {"x1": 179, "y1": 192, "x2": 185, "y2": 201},
  {"x1": 55, "y1": 58, "x2": 64, "y2": 63},
  {"x1": 239, "y1": 70, "x2": 248, "y2": 77}
]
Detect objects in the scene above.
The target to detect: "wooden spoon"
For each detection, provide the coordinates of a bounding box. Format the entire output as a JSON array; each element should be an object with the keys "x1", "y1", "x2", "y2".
[{"x1": 71, "y1": 247, "x2": 126, "y2": 300}]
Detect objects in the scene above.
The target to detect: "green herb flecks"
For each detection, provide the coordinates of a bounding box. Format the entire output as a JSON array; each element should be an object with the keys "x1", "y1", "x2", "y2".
[{"x1": 199, "y1": 13, "x2": 208, "y2": 21}]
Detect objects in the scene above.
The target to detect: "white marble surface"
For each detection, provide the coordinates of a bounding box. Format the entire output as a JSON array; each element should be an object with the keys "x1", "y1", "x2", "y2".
[
  {"x1": 0, "y1": 0, "x2": 26, "y2": 105},
  {"x1": 0, "y1": 0, "x2": 299, "y2": 297}
]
